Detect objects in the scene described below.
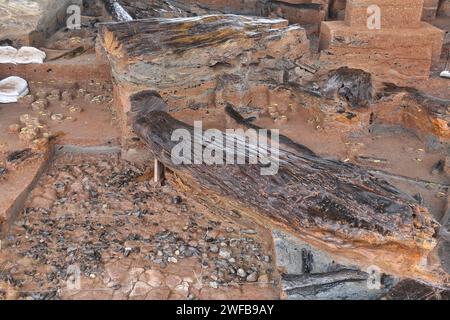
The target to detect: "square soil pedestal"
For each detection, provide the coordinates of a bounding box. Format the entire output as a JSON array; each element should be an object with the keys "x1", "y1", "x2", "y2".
[
  {"x1": 319, "y1": 21, "x2": 444, "y2": 80},
  {"x1": 344, "y1": 0, "x2": 425, "y2": 28}
]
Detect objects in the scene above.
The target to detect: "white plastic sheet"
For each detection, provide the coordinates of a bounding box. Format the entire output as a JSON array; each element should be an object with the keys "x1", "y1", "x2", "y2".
[
  {"x1": 0, "y1": 46, "x2": 46, "y2": 64},
  {"x1": 0, "y1": 46, "x2": 18, "y2": 63},
  {"x1": 440, "y1": 70, "x2": 450, "y2": 79},
  {"x1": 0, "y1": 76, "x2": 29, "y2": 103}
]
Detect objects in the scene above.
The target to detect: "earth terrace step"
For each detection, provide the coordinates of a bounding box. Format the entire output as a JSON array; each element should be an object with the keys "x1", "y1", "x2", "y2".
[
  {"x1": 344, "y1": 0, "x2": 425, "y2": 29},
  {"x1": 319, "y1": 21, "x2": 444, "y2": 80},
  {"x1": 0, "y1": 54, "x2": 111, "y2": 82}
]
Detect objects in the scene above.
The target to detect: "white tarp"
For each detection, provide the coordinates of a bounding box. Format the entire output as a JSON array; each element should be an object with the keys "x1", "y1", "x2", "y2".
[
  {"x1": 0, "y1": 76, "x2": 29, "y2": 103},
  {"x1": 0, "y1": 46, "x2": 46, "y2": 64},
  {"x1": 440, "y1": 70, "x2": 450, "y2": 79},
  {"x1": 0, "y1": 46, "x2": 17, "y2": 63}
]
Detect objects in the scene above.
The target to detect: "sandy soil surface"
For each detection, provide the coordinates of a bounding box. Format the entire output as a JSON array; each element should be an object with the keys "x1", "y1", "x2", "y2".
[{"x1": 0, "y1": 81, "x2": 119, "y2": 149}]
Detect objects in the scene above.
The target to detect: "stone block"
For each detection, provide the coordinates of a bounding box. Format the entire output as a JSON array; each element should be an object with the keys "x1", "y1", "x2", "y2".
[
  {"x1": 345, "y1": 0, "x2": 424, "y2": 29},
  {"x1": 319, "y1": 21, "x2": 444, "y2": 79}
]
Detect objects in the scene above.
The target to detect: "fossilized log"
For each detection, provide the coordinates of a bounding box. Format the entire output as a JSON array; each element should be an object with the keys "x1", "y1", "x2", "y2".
[
  {"x1": 102, "y1": 0, "x2": 133, "y2": 21},
  {"x1": 98, "y1": 14, "x2": 310, "y2": 90},
  {"x1": 133, "y1": 104, "x2": 443, "y2": 282},
  {"x1": 98, "y1": 14, "x2": 313, "y2": 140},
  {"x1": 99, "y1": 14, "x2": 289, "y2": 58},
  {"x1": 224, "y1": 104, "x2": 316, "y2": 156},
  {"x1": 320, "y1": 67, "x2": 373, "y2": 109},
  {"x1": 282, "y1": 269, "x2": 369, "y2": 295}
]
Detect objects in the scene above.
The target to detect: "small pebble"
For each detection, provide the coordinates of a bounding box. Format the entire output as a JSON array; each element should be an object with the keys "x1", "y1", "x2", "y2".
[
  {"x1": 31, "y1": 99, "x2": 48, "y2": 111},
  {"x1": 21, "y1": 94, "x2": 35, "y2": 104},
  {"x1": 50, "y1": 89, "x2": 61, "y2": 96},
  {"x1": 124, "y1": 247, "x2": 132, "y2": 257},
  {"x1": 69, "y1": 106, "x2": 82, "y2": 113},
  {"x1": 219, "y1": 248, "x2": 231, "y2": 259},
  {"x1": 246, "y1": 272, "x2": 258, "y2": 282},
  {"x1": 51, "y1": 114, "x2": 64, "y2": 122},
  {"x1": 36, "y1": 90, "x2": 48, "y2": 99},
  {"x1": 172, "y1": 196, "x2": 182, "y2": 205},
  {"x1": 62, "y1": 91, "x2": 73, "y2": 101},
  {"x1": 47, "y1": 94, "x2": 60, "y2": 102},
  {"x1": 237, "y1": 268, "x2": 247, "y2": 278},
  {"x1": 209, "y1": 244, "x2": 219, "y2": 253},
  {"x1": 8, "y1": 123, "x2": 20, "y2": 134},
  {"x1": 168, "y1": 257, "x2": 178, "y2": 264}
]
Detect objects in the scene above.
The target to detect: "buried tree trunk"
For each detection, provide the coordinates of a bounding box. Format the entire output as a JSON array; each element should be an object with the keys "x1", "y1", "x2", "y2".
[
  {"x1": 132, "y1": 101, "x2": 444, "y2": 283},
  {"x1": 102, "y1": 0, "x2": 133, "y2": 22}
]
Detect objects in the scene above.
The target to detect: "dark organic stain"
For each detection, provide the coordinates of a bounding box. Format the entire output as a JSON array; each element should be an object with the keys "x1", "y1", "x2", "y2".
[
  {"x1": 6, "y1": 149, "x2": 33, "y2": 164},
  {"x1": 301, "y1": 249, "x2": 314, "y2": 274}
]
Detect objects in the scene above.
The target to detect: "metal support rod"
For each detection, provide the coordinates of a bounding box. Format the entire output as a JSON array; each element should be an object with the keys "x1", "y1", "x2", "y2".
[{"x1": 154, "y1": 159, "x2": 165, "y2": 184}]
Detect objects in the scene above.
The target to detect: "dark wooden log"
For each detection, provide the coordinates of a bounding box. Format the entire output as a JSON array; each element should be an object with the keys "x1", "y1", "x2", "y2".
[
  {"x1": 132, "y1": 94, "x2": 442, "y2": 280},
  {"x1": 102, "y1": 0, "x2": 133, "y2": 22},
  {"x1": 282, "y1": 269, "x2": 369, "y2": 295},
  {"x1": 224, "y1": 103, "x2": 316, "y2": 156},
  {"x1": 320, "y1": 67, "x2": 373, "y2": 109},
  {"x1": 98, "y1": 14, "x2": 291, "y2": 60}
]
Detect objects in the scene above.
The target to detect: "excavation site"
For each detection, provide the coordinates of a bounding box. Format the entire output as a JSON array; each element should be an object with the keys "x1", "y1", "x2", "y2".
[{"x1": 0, "y1": 0, "x2": 450, "y2": 302}]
